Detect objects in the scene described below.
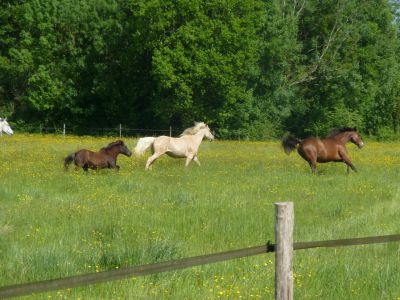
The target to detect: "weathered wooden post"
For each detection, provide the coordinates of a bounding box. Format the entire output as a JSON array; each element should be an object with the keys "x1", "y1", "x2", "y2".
[
  {"x1": 169, "y1": 126, "x2": 172, "y2": 137},
  {"x1": 275, "y1": 202, "x2": 294, "y2": 300},
  {"x1": 119, "y1": 124, "x2": 122, "y2": 139},
  {"x1": 63, "y1": 124, "x2": 66, "y2": 137}
]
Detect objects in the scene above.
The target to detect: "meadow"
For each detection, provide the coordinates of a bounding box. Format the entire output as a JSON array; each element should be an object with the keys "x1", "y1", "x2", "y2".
[{"x1": 0, "y1": 134, "x2": 400, "y2": 299}]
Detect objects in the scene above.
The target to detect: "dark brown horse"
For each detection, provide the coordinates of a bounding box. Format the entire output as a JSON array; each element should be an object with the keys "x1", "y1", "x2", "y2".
[
  {"x1": 64, "y1": 140, "x2": 132, "y2": 171},
  {"x1": 282, "y1": 127, "x2": 364, "y2": 173}
]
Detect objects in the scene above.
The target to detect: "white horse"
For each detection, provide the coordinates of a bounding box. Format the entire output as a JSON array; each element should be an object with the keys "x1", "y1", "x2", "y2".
[
  {"x1": 135, "y1": 122, "x2": 214, "y2": 170},
  {"x1": 0, "y1": 118, "x2": 13, "y2": 136}
]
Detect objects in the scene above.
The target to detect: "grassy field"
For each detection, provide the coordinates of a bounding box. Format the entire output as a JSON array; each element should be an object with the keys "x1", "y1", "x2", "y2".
[{"x1": 0, "y1": 134, "x2": 400, "y2": 299}]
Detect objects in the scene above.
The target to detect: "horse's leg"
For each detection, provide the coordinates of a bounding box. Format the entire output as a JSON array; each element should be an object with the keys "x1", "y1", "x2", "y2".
[
  {"x1": 74, "y1": 161, "x2": 83, "y2": 171},
  {"x1": 299, "y1": 146, "x2": 317, "y2": 174},
  {"x1": 304, "y1": 152, "x2": 317, "y2": 174},
  {"x1": 74, "y1": 159, "x2": 80, "y2": 171},
  {"x1": 193, "y1": 156, "x2": 201, "y2": 166},
  {"x1": 108, "y1": 161, "x2": 120, "y2": 171},
  {"x1": 344, "y1": 158, "x2": 357, "y2": 173},
  {"x1": 185, "y1": 154, "x2": 194, "y2": 167},
  {"x1": 145, "y1": 153, "x2": 161, "y2": 170},
  {"x1": 308, "y1": 161, "x2": 317, "y2": 174},
  {"x1": 83, "y1": 164, "x2": 89, "y2": 172},
  {"x1": 340, "y1": 151, "x2": 357, "y2": 173}
]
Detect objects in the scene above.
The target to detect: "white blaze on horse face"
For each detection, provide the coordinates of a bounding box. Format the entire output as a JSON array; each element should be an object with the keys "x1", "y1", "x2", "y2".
[
  {"x1": 354, "y1": 136, "x2": 364, "y2": 149},
  {"x1": 205, "y1": 126, "x2": 214, "y2": 141}
]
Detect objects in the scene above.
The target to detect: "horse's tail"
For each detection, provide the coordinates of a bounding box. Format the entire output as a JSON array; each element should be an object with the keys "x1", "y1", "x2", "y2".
[
  {"x1": 134, "y1": 137, "x2": 156, "y2": 156},
  {"x1": 282, "y1": 136, "x2": 301, "y2": 155},
  {"x1": 64, "y1": 153, "x2": 75, "y2": 170}
]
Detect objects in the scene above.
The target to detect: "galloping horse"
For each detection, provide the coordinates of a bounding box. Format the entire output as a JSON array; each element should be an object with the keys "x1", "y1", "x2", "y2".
[
  {"x1": 134, "y1": 122, "x2": 214, "y2": 170},
  {"x1": 282, "y1": 127, "x2": 364, "y2": 173},
  {"x1": 64, "y1": 140, "x2": 132, "y2": 171},
  {"x1": 0, "y1": 118, "x2": 14, "y2": 136}
]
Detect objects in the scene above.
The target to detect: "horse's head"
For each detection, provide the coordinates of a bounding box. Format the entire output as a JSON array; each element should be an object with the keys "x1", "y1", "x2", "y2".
[
  {"x1": 328, "y1": 127, "x2": 364, "y2": 148},
  {"x1": 203, "y1": 125, "x2": 214, "y2": 141},
  {"x1": 181, "y1": 122, "x2": 215, "y2": 141},
  {"x1": 105, "y1": 140, "x2": 132, "y2": 157},
  {"x1": 350, "y1": 128, "x2": 364, "y2": 149},
  {"x1": 0, "y1": 118, "x2": 13, "y2": 136},
  {"x1": 118, "y1": 141, "x2": 132, "y2": 157}
]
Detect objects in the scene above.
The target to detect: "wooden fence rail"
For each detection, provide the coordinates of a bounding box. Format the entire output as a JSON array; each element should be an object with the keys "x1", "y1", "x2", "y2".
[
  {"x1": 1, "y1": 203, "x2": 400, "y2": 299},
  {"x1": 0, "y1": 244, "x2": 272, "y2": 299}
]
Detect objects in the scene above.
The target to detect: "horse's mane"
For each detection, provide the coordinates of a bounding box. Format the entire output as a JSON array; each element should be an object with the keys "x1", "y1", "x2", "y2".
[
  {"x1": 180, "y1": 122, "x2": 206, "y2": 136},
  {"x1": 101, "y1": 140, "x2": 124, "y2": 150},
  {"x1": 326, "y1": 127, "x2": 357, "y2": 138}
]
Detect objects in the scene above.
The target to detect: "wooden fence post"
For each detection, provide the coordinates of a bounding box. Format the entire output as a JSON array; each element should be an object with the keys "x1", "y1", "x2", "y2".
[
  {"x1": 275, "y1": 202, "x2": 294, "y2": 300},
  {"x1": 119, "y1": 124, "x2": 122, "y2": 138},
  {"x1": 63, "y1": 124, "x2": 66, "y2": 137}
]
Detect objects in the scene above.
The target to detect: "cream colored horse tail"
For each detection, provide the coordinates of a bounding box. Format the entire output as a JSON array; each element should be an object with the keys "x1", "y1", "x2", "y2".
[{"x1": 134, "y1": 137, "x2": 156, "y2": 156}]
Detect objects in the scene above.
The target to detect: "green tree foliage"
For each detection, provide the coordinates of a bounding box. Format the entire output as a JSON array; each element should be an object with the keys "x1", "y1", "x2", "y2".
[
  {"x1": 284, "y1": 0, "x2": 400, "y2": 137},
  {"x1": 0, "y1": 0, "x2": 399, "y2": 138}
]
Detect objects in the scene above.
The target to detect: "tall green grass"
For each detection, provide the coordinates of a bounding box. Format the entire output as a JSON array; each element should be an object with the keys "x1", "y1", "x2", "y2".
[{"x1": 0, "y1": 134, "x2": 399, "y2": 299}]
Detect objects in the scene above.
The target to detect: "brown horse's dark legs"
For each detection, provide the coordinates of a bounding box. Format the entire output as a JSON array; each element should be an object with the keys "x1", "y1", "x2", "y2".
[
  {"x1": 344, "y1": 161, "x2": 357, "y2": 173},
  {"x1": 340, "y1": 151, "x2": 357, "y2": 173},
  {"x1": 298, "y1": 147, "x2": 318, "y2": 174},
  {"x1": 107, "y1": 161, "x2": 119, "y2": 171},
  {"x1": 308, "y1": 161, "x2": 317, "y2": 174},
  {"x1": 74, "y1": 162, "x2": 81, "y2": 171}
]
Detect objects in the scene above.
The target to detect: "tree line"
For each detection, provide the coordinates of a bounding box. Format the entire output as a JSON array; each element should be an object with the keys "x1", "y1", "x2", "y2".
[{"x1": 1, "y1": 0, "x2": 400, "y2": 139}]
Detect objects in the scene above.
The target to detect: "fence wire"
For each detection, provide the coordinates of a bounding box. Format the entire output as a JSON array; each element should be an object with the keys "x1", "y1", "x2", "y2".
[{"x1": 10, "y1": 124, "x2": 183, "y2": 137}]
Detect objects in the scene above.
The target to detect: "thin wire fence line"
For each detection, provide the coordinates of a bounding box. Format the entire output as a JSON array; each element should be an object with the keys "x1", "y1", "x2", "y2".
[
  {"x1": 13, "y1": 127, "x2": 182, "y2": 132},
  {"x1": 11, "y1": 125, "x2": 184, "y2": 138},
  {"x1": 10, "y1": 123, "x2": 179, "y2": 129},
  {"x1": 10, "y1": 125, "x2": 254, "y2": 140},
  {"x1": 1, "y1": 234, "x2": 399, "y2": 299}
]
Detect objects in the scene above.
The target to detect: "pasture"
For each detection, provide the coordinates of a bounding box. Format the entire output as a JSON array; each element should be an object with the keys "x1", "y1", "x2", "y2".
[{"x1": 0, "y1": 134, "x2": 400, "y2": 299}]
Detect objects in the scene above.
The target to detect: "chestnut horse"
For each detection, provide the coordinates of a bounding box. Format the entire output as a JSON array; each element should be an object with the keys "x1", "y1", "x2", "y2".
[
  {"x1": 64, "y1": 140, "x2": 132, "y2": 171},
  {"x1": 282, "y1": 127, "x2": 364, "y2": 173}
]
